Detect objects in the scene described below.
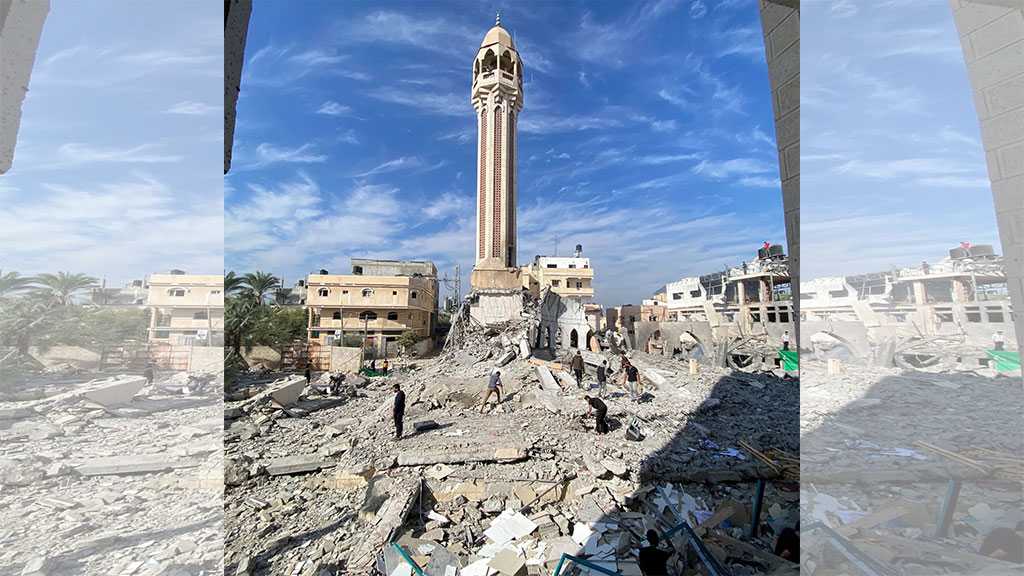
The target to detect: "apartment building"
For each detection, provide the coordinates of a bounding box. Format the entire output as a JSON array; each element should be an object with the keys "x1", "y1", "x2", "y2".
[
  {"x1": 146, "y1": 272, "x2": 225, "y2": 346},
  {"x1": 521, "y1": 246, "x2": 595, "y2": 301},
  {"x1": 305, "y1": 259, "x2": 438, "y2": 354}
]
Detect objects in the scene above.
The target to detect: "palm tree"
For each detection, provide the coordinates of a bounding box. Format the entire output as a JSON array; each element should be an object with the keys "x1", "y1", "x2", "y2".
[
  {"x1": 0, "y1": 270, "x2": 36, "y2": 298},
  {"x1": 32, "y1": 272, "x2": 98, "y2": 306},
  {"x1": 224, "y1": 271, "x2": 245, "y2": 296},
  {"x1": 242, "y1": 271, "x2": 281, "y2": 305}
]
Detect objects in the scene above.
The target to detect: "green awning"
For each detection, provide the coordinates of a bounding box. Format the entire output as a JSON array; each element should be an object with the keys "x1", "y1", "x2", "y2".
[
  {"x1": 987, "y1": 350, "x2": 1020, "y2": 374},
  {"x1": 778, "y1": 349, "x2": 799, "y2": 371}
]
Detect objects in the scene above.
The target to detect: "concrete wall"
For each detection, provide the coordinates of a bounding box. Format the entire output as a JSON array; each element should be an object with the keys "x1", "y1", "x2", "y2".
[
  {"x1": 224, "y1": 0, "x2": 251, "y2": 174},
  {"x1": 469, "y1": 291, "x2": 523, "y2": 325},
  {"x1": 760, "y1": 0, "x2": 800, "y2": 345},
  {"x1": 188, "y1": 346, "x2": 223, "y2": 374},
  {"x1": 951, "y1": 0, "x2": 1024, "y2": 353},
  {"x1": 0, "y1": 0, "x2": 49, "y2": 174},
  {"x1": 330, "y1": 346, "x2": 363, "y2": 373}
]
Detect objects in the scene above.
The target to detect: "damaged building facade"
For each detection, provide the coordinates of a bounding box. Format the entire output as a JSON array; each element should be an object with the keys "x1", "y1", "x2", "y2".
[
  {"x1": 146, "y1": 272, "x2": 225, "y2": 347},
  {"x1": 800, "y1": 244, "x2": 1017, "y2": 370},
  {"x1": 520, "y1": 247, "x2": 595, "y2": 301},
  {"x1": 305, "y1": 259, "x2": 439, "y2": 355}
]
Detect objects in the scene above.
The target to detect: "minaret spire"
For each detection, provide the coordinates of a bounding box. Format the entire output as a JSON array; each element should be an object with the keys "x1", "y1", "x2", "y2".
[{"x1": 495, "y1": 11, "x2": 501, "y2": 26}]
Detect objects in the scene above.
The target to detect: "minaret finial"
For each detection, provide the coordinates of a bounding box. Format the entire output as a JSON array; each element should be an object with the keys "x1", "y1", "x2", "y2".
[{"x1": 495, "y1": 11, "x2": 501, "y2": 26}]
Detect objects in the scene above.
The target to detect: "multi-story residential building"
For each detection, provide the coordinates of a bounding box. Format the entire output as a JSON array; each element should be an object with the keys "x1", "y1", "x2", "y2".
[
  {"x1": 521, "y1": 245, "x2": 595, "y2": 300},
  {"x1": 90, "y1": 279, "x2": 147, "y2": 306},
  {"x1": 305, "y1": 259, "x2": 438, "y2": 354},
  {"x1": 641, "y1": 298, "x2": 668, "y2": 322},
  {"x1": 146, "y1": 272, "x2": 224, "y2": 346}
]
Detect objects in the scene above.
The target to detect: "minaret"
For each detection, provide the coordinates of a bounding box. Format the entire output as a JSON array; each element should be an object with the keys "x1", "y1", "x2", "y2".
[{"x1": 470, "y1": 13, "x2": 523, "y2": 287}]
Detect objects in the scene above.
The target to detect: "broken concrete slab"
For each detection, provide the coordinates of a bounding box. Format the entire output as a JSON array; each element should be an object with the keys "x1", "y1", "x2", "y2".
[
  {"x1": 74, "y1": 455, "x2": 195, "y2": 477},
  {"x1": 496, "y1": 349, "x2": 516, "y2": 367},
  {"x1": 268, "y1": 375, "x2": 307, "y2": 407},
  {"x1": 534, "y1": 365, "x2": 559, "y2": 392},
  {"x1": 413, "y1": 420, "x2": 441, "y2": 433},
  {"x1": 489, "y1": 548, "x2": 526, "y2": 576},
  {"x1": 82, "y1": 375, "x2": 147, "y2": 406},
  {"x1": 347, "y1": 478, "x2": 419, "y2": 572},
  {"x1": 397, "y1": 446, "x2": 528, "y2": 467},
  {"x1": 264, "y1": 455, "x2": 332, "y2": 476}
]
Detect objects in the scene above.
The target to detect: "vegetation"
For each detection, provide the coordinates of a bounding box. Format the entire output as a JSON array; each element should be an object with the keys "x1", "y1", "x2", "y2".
[
  {"x1": 223, "y1": 270, "x2": 308, "y2": 382},
  {"x1": 397, "y1": 330, "x2": 423, "y2": 350},
  {"x1": 0, "y1": 271, "x2": 147, "y2": 358}
]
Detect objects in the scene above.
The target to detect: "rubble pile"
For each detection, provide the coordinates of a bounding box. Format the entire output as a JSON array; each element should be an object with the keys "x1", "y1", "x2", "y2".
[
  {"x1": 224, "y1": 338, "x2": 799, "y2": 575},
  {"x1": 442, "y1": 293, "x2": 539, "y2": 363},
  {"x1": 0, "y1": 370, "x2": 224, "y2": 575},
  {"x1": 799, "y1": 359, "x2": 1023, "y2": 574}
]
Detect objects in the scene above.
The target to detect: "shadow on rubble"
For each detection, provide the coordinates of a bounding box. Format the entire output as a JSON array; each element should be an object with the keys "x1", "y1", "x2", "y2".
[
  {"x1": 798, "y1": 365, "x2": 1023, "y2": 573},
  {"x1": 578, "y1": 366, "x2": 801, "y2": 575},
  {"x1": 251, "y1": 512, "x2": 356, "y2": 573}
]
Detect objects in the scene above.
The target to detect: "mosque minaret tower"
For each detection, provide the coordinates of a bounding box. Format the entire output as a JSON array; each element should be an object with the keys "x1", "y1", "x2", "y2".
[{"x1": 470, "y1": 13, "x2": 523, "y2": 287}]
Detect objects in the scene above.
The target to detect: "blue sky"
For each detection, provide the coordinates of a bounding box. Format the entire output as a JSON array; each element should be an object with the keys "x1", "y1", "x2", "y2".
[
  {"x1": 0, "y1": 1, "x2": 223, "y2": 284},
  {"x1": 226, "y1": 0, "x2": 787, "y2": 306},
  {"x1": 802, "y1": 0, "x2": 1000, "y2": 280}
]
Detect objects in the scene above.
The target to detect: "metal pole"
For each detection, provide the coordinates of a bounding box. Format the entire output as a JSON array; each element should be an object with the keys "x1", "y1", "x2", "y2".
[
  {"x1": 934, "y1": 478, "x2": 961, "y2": 539},
  {"x1": 749, "y1": 478, "x2": 767, "y2": 538}
]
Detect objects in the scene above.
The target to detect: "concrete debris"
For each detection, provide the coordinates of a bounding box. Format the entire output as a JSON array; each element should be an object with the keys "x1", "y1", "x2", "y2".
[
  {"x1": 264, "y1": 455, "x2": 332, "y2": 476},
  {"x1": 223, "y1": 319, "x2": 798, "y2": 575}
]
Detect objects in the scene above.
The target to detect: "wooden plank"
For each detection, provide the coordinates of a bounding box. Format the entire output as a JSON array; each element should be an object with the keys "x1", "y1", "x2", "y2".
[{"x1": 835, "y1": 505, "x2": 915, "y2": 538}]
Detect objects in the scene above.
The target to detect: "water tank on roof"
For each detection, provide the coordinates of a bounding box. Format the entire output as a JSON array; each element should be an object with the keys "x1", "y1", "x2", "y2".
[
  {"x1": 169, "y1": 269, "x2": 186, "y2": 275},
  {"x1": 757, "y1": 247, "x2": 769, "y2": 259},
  {"x1": 768, "y1": 244, "x2": 785, "y2": 258},
  {"x1": 969, "y1": 244, "x2": 995, "y2": 258},
  {"x1": 575, "y1": 244, "x2": 583, "y2": 257},
  {"x1": 949, "y1": 247, "x2": 968, "y2": 259},
  {"x1": 319, "y1": 269, "x2": 329, "y2": 275}
]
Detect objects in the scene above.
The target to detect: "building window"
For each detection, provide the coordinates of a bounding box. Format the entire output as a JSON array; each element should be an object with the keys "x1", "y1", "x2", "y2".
[
  {"x1": 359, "y1": 311, "x2": 378, "y2": 321},
  {"x1": 410, "y1": 291, "x2": 418, "y2": 300},
  {"x1": 318, "y1": 288, "x2": 329, "y2": 297},
  {"x1": 154, "y1": 330, "x2": 170, "y2": 339},
  {"x1": 568, "y1": 264, "x2": 576, "y2": 269},
  {"x1": 393, "y1": 291, "x2": 398, "y2": 296},
  {"x1": 546, "y1": 264, "x2": 557, "y2": 268},
  {"x1": 332, "y1": 311, "x2": 341, "y2": 320},
  {"x1": 551, "y1": 280, "x2": 560, "y2": 287},
  {"x1": 353, "y1": 266, "x2": 363, "y2": 275},
  {"x1": 193, "y1": 311, "x2": 208, "y2": 320},
  {"x1": 211, "y1": 290, "x2": 221, "y2": 295},
  {"x1": 362, "y1": 288, "x2": 374, "y2": 298},
  {"x1": 342, "y1": 290, "x2": 349, "y2": 295},
  {"x1": 387, "y1": 311, "x2": 398, "y2": 321},
  {"x1": 672, "y1": 293, "x2": 682, "y2": 300},
  {"x1": 312, "y1": 331, "x2": 320, "y2": 339},
  {"x1": 168, "y1": 288, "x2": 185, "y2": 297},
  {"x1": 576, "y1": 282, "x2": 582, "y2": 288}
]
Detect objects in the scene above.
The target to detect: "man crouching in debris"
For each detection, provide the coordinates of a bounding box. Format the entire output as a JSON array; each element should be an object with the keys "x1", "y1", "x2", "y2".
[
  {"x1": 571, "y1": 350, "x2": 584, "y2": 387},
  {"x1": 638, "y1": 529, "x2": 670, "y2": 575},
  {"x1": 624, "y1": 362, "x2": 642, "y2": 400},
  {"x1": 480, "y1": 369, "x2": 503, "y2": 413},
  {"x1": 393, "y1": 382, "x2": 405, "y2": 439},
  {"x1": 585, "y1": 395, "x2": 609, "y2": 434}
]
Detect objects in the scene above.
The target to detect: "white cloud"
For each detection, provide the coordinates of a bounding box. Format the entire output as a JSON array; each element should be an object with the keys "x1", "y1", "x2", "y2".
[
  {"x1": 690, "y1": 0, "x2": 707, "y2": 19},
  {"x1": 637, "y1": 153, "x2": 700, "y2": 165},
  {"x1": 165, "y1": 101, "x2": 220, "y2": 115},
  {"x1": 317, "y1": 101, "x2": 352, "y2": 116},
  {"x1": 518, "y1": 114, "x2": 622, "y2": 134},
  {"x1": 365, "y1": 89, "x2": 464, "y2": 117},
  {"x1": 692, "y1": 157, "x2": 776, "y2": 179},
  {"x1": 252, "y1": 143, "x2": 328, "y2": 166},
  {"x1": 422, "y1": 192, "x2": 472, "y2": 220},
  {"x1": 356, "y1": 156, "x2": 429, "y2": 177}
]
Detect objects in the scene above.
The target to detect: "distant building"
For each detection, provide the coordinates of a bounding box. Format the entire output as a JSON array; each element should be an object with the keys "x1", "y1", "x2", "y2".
[
  {"x1": 521, "y1": 245, "x2": 595, "y2": 301},
  {"x1": 306, "y1": 259, "x2": 438, "y2": 354},
  {"x1": 90, "y1": 279, "x2": 147, "y2": 306},
  {"x1": 146, "y1": 272, "x2": 224, "y2": 346}
]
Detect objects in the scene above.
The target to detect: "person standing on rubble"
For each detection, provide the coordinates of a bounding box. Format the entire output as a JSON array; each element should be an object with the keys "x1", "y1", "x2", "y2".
[
  {"x1": 392, "y1": 382, "x2": 405, "y2": 439},
  {"x1": 625, "y1": 363, "x2": 642, "y2": 400},
  {"x1": 382, "y1": 358, "x2": 389, "y2": 376},
  {"x1": 585, "y1": 395, "x2": 609, "y2": 434},
  {"x1": 143, "y1": 363, "x2": 154, "y2": 386},
  {"x1": 571, "y1": 351, "x2": 584, "y2": 387},
  {"x1": 993, "y1": 329, "x2": 1006, "y2": 351},
  {"x1": 304, "y1": 365, "x2": 311, "y2": 384},
  {"x1": 638, "y1": 530, "x2": 670, "y2": 575},
  {"x1": 596, "y1": 360, "x2": 608, "y2": 395},
  {"x1": 782, "y1": 330, "x2": 791, "y2": 351},
  {"x1": 480, "y1": 369, "x2": 503, "y2": 413}
]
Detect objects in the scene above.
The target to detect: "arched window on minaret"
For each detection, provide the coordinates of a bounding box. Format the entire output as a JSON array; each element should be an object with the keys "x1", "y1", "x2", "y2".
[
  {"x1": 482, "y1": 49, "x2": 496, "y2": 73},
  {"x1": 500, "y1": 51, "x2": 513, "y2": 74}
]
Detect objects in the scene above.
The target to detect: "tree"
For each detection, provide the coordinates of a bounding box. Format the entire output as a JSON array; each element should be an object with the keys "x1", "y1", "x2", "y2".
[
  {"x1": 224, "y1": 271, "x2": 245, "y2": 295},
  {"x1": 0, "y1": 270, "x2": 36, "y2": 299},
  {"x1": 32, "y1": 272, "x2": 98, "y2": 306},
  {"x1": 242, "y1": 271, "x2": 281, "y2": 305}
]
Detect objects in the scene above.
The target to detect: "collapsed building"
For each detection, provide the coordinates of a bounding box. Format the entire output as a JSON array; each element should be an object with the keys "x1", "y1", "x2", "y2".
[
  {"x1": 602, "y1": 245, "x2": 797, "y2": 373},
  {"x1": 799, "y1": 244, "x2": 1016, "y2": 372}
]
